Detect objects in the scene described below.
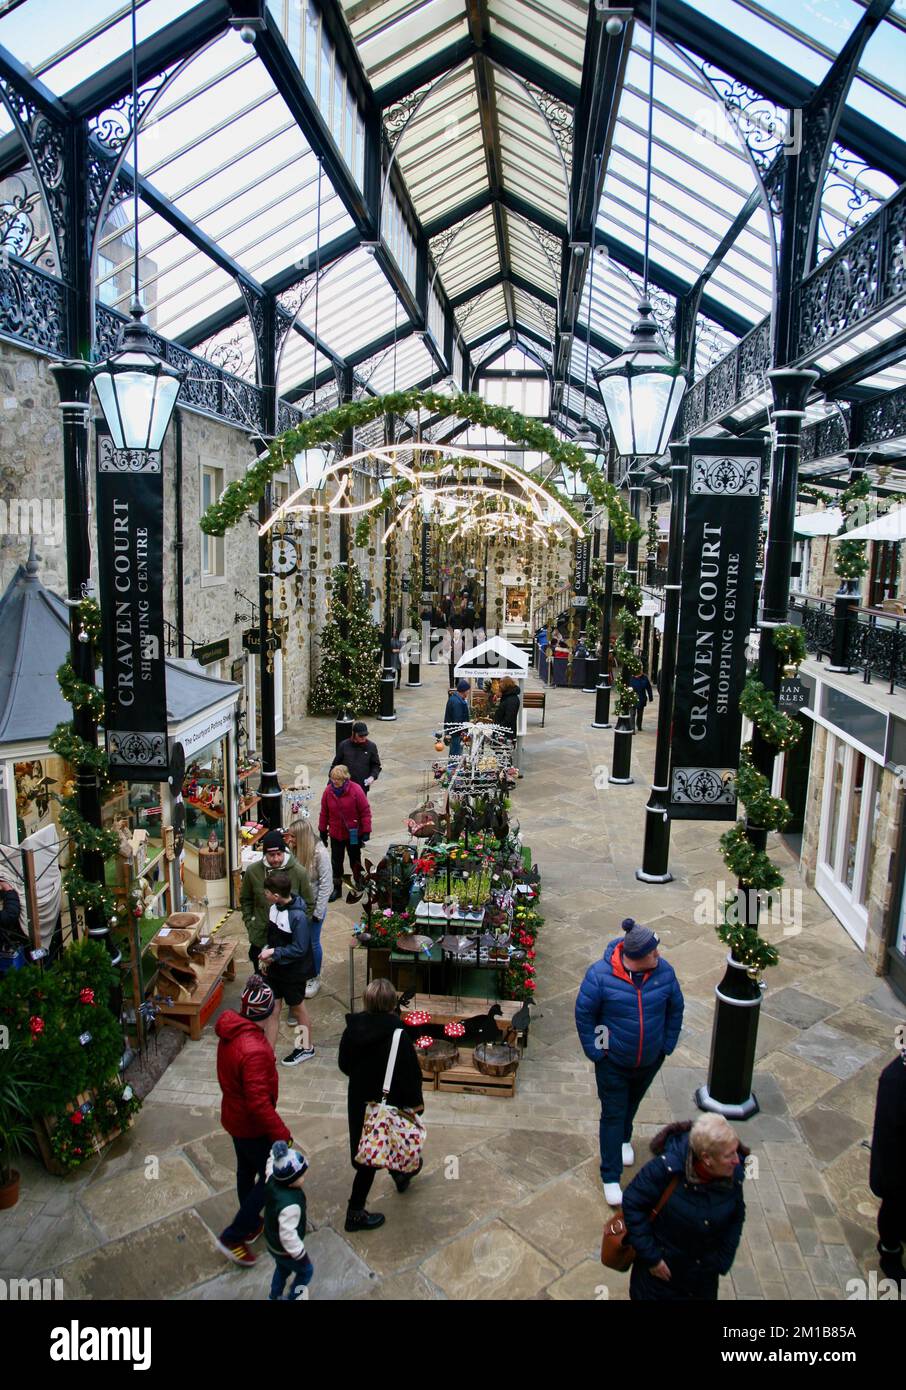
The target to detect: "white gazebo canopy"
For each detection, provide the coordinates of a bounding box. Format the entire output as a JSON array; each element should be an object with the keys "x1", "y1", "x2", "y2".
[{"x1": 454, "y1": 636, "x2": 530, "y2": 681}]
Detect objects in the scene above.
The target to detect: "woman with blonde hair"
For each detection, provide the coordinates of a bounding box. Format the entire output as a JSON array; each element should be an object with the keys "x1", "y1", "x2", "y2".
[
  {"x1": 288, "y1": 818, "x2": 332, "y2": 998},
  {"x1": 621, "y1": 1114, "x2": 747, "y2": 1301}
]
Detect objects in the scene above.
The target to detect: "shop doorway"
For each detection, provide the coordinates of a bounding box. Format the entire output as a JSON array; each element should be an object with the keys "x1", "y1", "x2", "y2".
[{"x1": 815, "y1": 732, "x2": 882, "y2": 949}]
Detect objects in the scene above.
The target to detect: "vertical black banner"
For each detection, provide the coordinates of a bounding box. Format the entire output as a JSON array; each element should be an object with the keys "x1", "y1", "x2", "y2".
[
  {"x1": 668, "y1": 439, "x2": 764, "y2": 820},
  {"x1": 96, "y1": 434, "x2": 169, "y2": 780},
  {"x1": 573, "y1": 534, "x2": 591, "y2": 609}
]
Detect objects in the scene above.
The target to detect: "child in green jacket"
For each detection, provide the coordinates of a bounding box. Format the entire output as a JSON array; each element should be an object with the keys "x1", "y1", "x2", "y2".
[{"x1": 264, "y1": 1141, "x2": 313, "y2": 1300}]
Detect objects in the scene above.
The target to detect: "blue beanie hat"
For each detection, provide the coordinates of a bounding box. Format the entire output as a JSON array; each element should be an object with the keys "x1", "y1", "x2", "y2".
[
  {"x1": 271, "y1": 1140, "x2": 309, "y2": 1185},
  {"x1": 621, "y1": 916, "x2": 659, "y2": 960}
]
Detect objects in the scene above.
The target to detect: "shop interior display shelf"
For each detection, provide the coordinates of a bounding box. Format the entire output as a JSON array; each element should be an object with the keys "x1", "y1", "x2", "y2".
[{"x1": 154, "y1": 939, "x2": 237, "y2": 1041}]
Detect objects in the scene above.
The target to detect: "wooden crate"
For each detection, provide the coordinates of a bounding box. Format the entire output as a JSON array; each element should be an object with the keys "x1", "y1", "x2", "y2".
[{"x1": 435, "y1": 1046, "x2": 517, "y2": 1099}]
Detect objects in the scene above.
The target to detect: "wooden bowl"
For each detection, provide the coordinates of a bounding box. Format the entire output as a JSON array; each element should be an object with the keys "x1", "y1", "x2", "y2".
[
  {"x1": 472, "y1": 1041, "x2": 520, "y2": 1077},
  {"x1": 418, "y1": 1039, "x2": 459, "y2": 1074}
]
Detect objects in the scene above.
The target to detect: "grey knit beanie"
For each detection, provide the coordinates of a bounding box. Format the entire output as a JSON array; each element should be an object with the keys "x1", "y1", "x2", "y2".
[{"x1": 621, "y1": 916, "x2": 659, "y2": 959}]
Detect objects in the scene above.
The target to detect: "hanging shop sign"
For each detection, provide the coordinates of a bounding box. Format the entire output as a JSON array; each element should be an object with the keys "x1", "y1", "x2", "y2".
[
  {"x1": 96, "y1": 432, "x2": 168, "y2": 780},
  {"x1": 242, "y1": 627, "x2": 282, "y2": 654},
  {"x1": 573, "y1": 535, "x2": 590, "y2": 609},
  {"x1": 778, "y1": 677, "x2": 807, "y2": 711},
  {"x1": 193, "y1": 638, "x2": 230, "y2": 667},
  {"x1": 669, "y1": 438, "x2": 766, "y2": 820}
]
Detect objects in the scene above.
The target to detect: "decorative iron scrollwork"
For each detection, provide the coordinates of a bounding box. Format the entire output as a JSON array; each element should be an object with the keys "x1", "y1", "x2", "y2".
[
  {"x1": 523, "y1": 81, "x2": 573, "y2": 171},
  {"x1": 0, "y1": 256, "x2": 66, "y2": 354},
  {"x1": 383, "y1": 83, "x2": 435, "y2": 149},
  {"x1": 194, "y1": 322, "x2": 257, "y2": 381},
  {"x1": 0, "y1": 78, "x2": 69, "y2": 279},
  {"x1": 819, "y1": 144, "x2": 888, "y2": 261}
]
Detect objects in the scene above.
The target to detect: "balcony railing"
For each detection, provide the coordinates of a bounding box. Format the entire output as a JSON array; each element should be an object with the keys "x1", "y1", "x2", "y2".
[{"x1": 791, "y1": 593, "x2": 906, "y2": 694}]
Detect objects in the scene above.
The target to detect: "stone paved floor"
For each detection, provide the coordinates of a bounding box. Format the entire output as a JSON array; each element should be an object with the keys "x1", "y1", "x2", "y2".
[{"x1": 2, "y1": 662, "x2": 904, "y2": 1301}]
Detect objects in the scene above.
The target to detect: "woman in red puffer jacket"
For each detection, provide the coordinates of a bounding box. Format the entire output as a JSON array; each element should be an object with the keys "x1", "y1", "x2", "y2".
[{"x1": 319, "y1": 764, "x2": 372, "y2": 903}]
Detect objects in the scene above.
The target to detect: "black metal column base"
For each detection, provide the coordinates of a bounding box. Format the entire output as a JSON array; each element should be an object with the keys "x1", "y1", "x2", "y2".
[
  {"x1": 638, "y1": 795, "x2": 673, "y2": 882},
  {"x1": 694, "y1": 1084, "x2": 759, "y2": 1121},
  {"x1": 407, "y1": 659, "x2": 421, "y2": 687},
  {"x1": 592, "y1": 680, "x2": 612, "y2": 729},
  {"x1": 379, "y1": 674, "x2": 397, "y2": 720},
  {"x1": 582, "y1": 656, "x2": 599, "y2": 693},
  {"x1": 608, "y1": 721, "x2": 633, "y2": 784},
  {"x1": 335, "y1": 715, "x2": 354, "y2": 750}
]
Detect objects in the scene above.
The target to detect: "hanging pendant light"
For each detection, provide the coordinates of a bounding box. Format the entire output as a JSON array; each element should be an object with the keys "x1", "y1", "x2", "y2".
[
  {"x1": 592, "y1": 0, "x2": 687, "y2": 457},
  {"x1": 91, "y1": 0, "x2": 182, "y2": 448}
]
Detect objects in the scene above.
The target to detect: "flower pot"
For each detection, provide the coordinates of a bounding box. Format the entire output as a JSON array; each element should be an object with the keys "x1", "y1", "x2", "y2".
[{"x1": 0, "y1": 1169, "x2": 20, "y2": 1209}]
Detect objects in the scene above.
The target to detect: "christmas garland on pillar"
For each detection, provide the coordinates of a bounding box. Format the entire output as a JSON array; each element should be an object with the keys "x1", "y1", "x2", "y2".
[
  {"x1": 48, "y1": 598, "x2": 119, "y2": 922},
  {"x1": 612, "y1": 576, "x2": 642, "y2": 716},
  {"x1": 716, "y1": 626, "x2": 806, "y2": 973}
]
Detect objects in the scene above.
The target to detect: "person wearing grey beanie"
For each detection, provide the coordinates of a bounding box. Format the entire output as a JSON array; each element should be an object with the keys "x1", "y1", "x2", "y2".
[{"x1": 575, "y1": 917, "x2": 684, "y2": 1207}]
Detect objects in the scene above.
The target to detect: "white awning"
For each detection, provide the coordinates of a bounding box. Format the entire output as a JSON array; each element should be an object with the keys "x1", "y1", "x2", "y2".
[
  {"x1": 794, "y1": 509, "x2": 844, "y2": 536},
  {"x1": 843, "y1": 504, "x2": 906, "y2": 541}
]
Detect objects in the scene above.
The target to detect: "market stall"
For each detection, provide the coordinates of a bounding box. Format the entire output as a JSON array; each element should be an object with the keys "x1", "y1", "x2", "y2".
[
  {"x1": 453, "y1": 635, "x2": 530, "y2": 767},
  {"x1": 348, "y1": 760, "x2": 543, "y2": 1098}
]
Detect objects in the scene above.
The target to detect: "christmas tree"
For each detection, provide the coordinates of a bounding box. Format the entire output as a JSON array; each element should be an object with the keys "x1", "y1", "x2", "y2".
[{"x1": 309, "y1": 562, "x2": 382, "y2": 716}]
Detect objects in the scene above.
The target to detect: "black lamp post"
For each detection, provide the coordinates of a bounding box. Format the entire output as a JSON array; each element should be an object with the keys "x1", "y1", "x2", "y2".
[
  {"x1": 638, "y1": 443, "x2": 687, "y2": 882},
  {"x1": 695, "y1": 367, "x2": 819, "y2": 1120},
  {"x1": 592, "y1": 444, "x2": 618, "y2": 729},
  {"x1": 379, "y1": 502, "x2": 397, "y2": 722}
]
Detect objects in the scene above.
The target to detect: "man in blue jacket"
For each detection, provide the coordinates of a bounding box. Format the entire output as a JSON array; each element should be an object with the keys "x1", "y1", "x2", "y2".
[
  {"x1": 443, "y1": 678, "x2": 471, "y2": 757},
  {"x1": 575, "y1": 917, "x2": 684, "y2": 1206}
]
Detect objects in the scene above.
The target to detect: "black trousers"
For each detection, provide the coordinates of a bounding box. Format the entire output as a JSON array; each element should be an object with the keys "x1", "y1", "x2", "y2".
[
  {"x1": 221, "y1": 1135, "x2": 271, "y2": 1243},
  {"x1": 330, "y1": 835, "x2": 362, "y2": 883},
  {"x1": 635, "y1": 704, "x2": 645, "y2": 730},
  {"x1": 879, "y1": 1194, "x2": 906, "y2": 1249}
]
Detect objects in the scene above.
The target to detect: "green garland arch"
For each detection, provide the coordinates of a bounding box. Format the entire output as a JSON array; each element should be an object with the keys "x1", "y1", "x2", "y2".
[{"x1": 199, "y1": 389, "x2": 642, "y2": 544}]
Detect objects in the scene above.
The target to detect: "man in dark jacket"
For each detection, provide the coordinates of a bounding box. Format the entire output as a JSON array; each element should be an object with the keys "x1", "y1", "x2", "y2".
[
  {"x1": 240, "y1": 830, "x2": 314, "y2": 972},
  {"x1": 260, "y1": 872, "x2": 315, "y2": 1067},
  {"x1": 331, "y1": 722, "x2": 382, "y2": 793},
  {"x1": 338, "y1": 977, "x2": 424, "y2": 1233},
  {"x1": 575, "y1": 917, "x2": 684, "y2": 1205},
  {"x1": 215, "y1": 976, "x2": 294, "y2": 1268},
  {"x1": 444, "y1": 678, "x2": 470, "y2": 757},
  {"x1": 622, "y1": 1117, "x2": 746, "y2": 1301},
  {"x1": 870, "y1": 1045, "x2": 906, "y2": 1281},
  {"x1": 629, "y1": 666, "x2": 655, "y2": 730}
]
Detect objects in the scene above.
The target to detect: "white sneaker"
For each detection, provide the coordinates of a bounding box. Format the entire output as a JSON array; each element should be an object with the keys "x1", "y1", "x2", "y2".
[
  {"x1": 305, "y1": 978, "x2": 321, "y2": 999},
  {"x1": 603, "y1": 1182, "x2": 623, "y2": 1207},
  {"x1": 622, "y1": 1143, "x2": 635, "y2": 1167}
]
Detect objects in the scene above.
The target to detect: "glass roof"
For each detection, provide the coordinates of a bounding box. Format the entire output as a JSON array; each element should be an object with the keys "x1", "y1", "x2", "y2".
[{"x1": 0, "y1": 0, "x2": 901, "y2": 447}]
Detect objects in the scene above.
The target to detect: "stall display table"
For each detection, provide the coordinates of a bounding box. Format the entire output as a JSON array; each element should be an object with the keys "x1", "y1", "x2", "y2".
[
  {"x1": 155, "y1": 938, "x2": 236, "y2": 1040},
  {"x1": 402, "y1": 993, "x2": 526, "y2": 1041}
]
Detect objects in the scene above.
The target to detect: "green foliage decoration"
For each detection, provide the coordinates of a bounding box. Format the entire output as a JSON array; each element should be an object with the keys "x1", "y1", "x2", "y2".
[
  {"x1": 199, "y1": 390, "x2": 642, "y2": 545},
  {"x1": 739, "y1": 677, "x2": 802, "y2": 750}
]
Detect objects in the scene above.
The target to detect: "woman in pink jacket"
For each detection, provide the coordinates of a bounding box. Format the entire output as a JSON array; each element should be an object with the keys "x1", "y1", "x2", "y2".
[{"x1": 319, "y1": 764, "x2": 372, "y2": 902}]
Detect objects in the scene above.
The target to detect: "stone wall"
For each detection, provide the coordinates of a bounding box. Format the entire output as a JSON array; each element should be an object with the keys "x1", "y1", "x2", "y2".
[
  {"x1": 799, "y1": 720, "x2": 827, "y2": 887},
  {"x1": 0, "y1": 337, "x2": 315, "y2": 736}
]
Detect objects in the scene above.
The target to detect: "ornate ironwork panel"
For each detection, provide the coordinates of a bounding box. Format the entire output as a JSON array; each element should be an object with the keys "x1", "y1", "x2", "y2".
[
  {"x1": 277, "y1": 399, "x2": 304, "y2": 433},
  {"x1": 523, "y1": 81, "x2": 573, "y2": 172},
  {"x1": 0, "y1": 80, "x2": 69, "y2": 280},
  {"x1": 194, "y1": 319, "x2": 258, "y2": 382},
  {"x1": 678, "y1": 377, "x2": 706, "y2": 437},
  {"x1": 736, "y1": 320, "x2": 771, "y2": 401},
  {"x1": 857, "y1": 384, "x2": 906, "y2": 447},
  {"x1": 222, "y1": 376, "x2": 265, "y2": 432},
  {"x1": 799, "y1": 604, "x2": 835, "y2": 657},
  {"x1": 0, "y1": 256, "x2": 67, "y2": 355},
  {"x1": 704, "y1": 347, "x2": 737, "y2": 419}
]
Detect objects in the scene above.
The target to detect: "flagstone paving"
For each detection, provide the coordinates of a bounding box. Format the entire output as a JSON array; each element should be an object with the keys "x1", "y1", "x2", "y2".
[{"x1": 2, "y1": 663, "x2": 904, "y2": 1301}]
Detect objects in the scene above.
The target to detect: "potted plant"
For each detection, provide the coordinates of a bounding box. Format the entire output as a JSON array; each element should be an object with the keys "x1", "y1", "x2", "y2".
[{"x1": 0, "y1": 1042, "x2": 43, "y2": 1209}]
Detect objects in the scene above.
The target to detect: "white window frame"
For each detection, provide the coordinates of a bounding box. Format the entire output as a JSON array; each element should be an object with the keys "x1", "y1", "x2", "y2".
[{"x1": 200, "y1": 462, "x2": 226, "y2": 586}]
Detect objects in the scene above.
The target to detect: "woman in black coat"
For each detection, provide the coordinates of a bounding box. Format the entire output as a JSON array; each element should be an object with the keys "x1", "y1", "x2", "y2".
[
  {"x1": 494, "y1": 677, "x2": 520, "y2": 741},
  {"x1": 622, "y1": 1116, "x2": 746, "y2": 1300},
  {"x1": 870, "y1": 1049, "x2": 906, "y2": 1280},
  {"x1": 337, "y1": 977, "x2": 424, "y2": 1232}
]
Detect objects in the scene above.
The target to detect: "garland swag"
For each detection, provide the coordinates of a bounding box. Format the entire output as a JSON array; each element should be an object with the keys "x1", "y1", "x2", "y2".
[
  {"x1": 198, "y1": 389, "x2": 642, "y2": 545},
  {"x1": 48, "y1": 598, "x2": 119, "y2": 922}
]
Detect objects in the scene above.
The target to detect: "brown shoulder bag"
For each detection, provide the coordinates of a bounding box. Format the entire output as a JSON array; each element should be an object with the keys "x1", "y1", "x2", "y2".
[{"x1": 600, "y1": 1174, "x2": 681, "y2": 1272}]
